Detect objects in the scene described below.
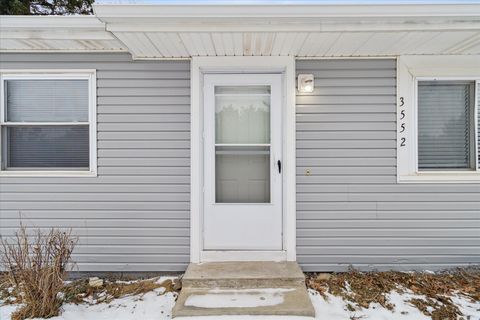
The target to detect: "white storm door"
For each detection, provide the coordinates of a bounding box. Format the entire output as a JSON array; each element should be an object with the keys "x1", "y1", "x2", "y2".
[{"x1": 203, "y1": 74, "x2": 283, "y2": 251}]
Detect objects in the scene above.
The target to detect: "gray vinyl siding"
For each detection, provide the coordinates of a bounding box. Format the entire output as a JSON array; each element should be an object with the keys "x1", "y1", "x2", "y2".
[
  {"x1": 1, "y1": 54, "x2": 478, "y2": 273},
  {"x1": 296, "y1": 59, "x2": 480, "y2": 272},
  {"x1": 0, "y1": 53, "x2": 190, "y2": 272}
]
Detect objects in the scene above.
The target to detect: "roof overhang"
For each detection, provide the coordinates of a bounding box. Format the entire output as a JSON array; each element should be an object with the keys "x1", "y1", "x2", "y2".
[
  {"x1": 1, "y1": 3, "x2": 480, "y2": 58},
  {"x1": 0, "y1": 16, "x2": 127, "y2": 52}
]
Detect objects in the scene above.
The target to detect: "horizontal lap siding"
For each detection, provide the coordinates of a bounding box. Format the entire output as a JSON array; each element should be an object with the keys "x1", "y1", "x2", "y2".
[
  {"x1": 0, "y1": 53, "x2": 190, "y2": 272},
  {"x1": 1, "y1": 54, "x2": 478, "y2": 273},
  {"x1": 296, "y1": 59, "x2": 480, "y2": 272}
]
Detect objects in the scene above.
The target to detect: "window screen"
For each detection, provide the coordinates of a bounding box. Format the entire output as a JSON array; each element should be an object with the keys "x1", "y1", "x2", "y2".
[
  {"x1": 417, "y1": 81, "x2": 474, "y2": 170},
  {"x1": 2, "y1": 78, "x2": 90, "y2": 171}
]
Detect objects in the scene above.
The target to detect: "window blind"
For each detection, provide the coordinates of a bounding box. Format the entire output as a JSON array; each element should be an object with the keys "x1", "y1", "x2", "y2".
[
  {"x1": 417, "y1": 81, "x2": 473, "y2": 170},
  {"x1": 5, "y1": 79, "x2": 88, "y2": 122},
  {"x1": 7, "y1": 126, "x2": 89, "y2": 169}
]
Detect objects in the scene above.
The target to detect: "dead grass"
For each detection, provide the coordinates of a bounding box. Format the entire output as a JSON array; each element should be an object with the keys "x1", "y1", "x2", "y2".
[
  {"x1": 62, "y1": 276, "x2": 181, "y2": 305},
  {"x1": 306, "y1": 268, "x2": 480, "y2": 320},
  {"x1": 2, "y1": 272, "x2": 181, "y2": 308},
  {"x1": 0, "y1": 226, "x2": 77, "y2": 320}
]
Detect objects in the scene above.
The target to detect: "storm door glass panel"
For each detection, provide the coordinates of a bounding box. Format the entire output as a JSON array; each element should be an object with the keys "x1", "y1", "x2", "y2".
[
  {"x1": 418, "y1": 81, "x2": 474, "y2": 170},
  {"x1": 215, "y1": 86, "x2": 271, "y2": 203}
]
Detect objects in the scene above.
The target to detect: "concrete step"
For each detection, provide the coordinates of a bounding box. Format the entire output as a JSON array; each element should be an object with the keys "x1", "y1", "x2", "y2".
[
  {"x1": 173, "y1": 285, "x2": 315, "y2": 317},
  {"x1": 181, "y1": 261, "x2": 306, "y2": 288},
  {"x1": 172, "y1": 261, "x2": 315, "y2": 317}
]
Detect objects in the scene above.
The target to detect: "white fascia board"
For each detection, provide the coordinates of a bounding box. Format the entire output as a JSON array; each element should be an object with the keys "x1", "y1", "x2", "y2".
[
  {"x1": 0, "y1": 16, "x2": 106, "y2": 31},
  {"x1": 93, "y1": 3, "x2": 480, "y2": 18},
  {"x1": 93, "y1": 3, "x2": 480, "y2": 32},
  {"x1": 102, "y1": 18, "x2": 480, "y2": 33}
]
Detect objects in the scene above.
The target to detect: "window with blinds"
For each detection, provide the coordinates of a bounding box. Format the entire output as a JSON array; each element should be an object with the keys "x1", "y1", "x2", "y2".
[
  {"x1": 417, "y1": 81, "x2": 477, "y2": 171},
  {"x1": 1, "y1": 77, "x2": 91, "y2": 171}
]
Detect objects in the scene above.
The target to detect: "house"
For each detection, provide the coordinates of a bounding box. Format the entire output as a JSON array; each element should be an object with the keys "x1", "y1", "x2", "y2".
[{"x1": 0, "y1": 1, "x2": 479, "y2": 274}]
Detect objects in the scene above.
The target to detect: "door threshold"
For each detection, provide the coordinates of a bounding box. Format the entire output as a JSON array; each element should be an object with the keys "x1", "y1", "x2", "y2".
[{"x1": 200, "y1": 250, "x2": 287, "y2": 262}]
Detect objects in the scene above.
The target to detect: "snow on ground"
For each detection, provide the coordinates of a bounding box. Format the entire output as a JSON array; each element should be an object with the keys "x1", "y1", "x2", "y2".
[
  {"x1": 1, "y1": 289, "x2": 177, "y2": 320},
  {"x1": 1, "y1": 287, "x2": 479, "y2": 320},
  {"x1": 0, "y1": 304, "x2": 18, "y2": 320},
  {"x1": 309, "y1": 289, "x2": 430, "y2": 320},
  {"x1": 451, "y1": 293, "x2": 480, "y2": 320}
]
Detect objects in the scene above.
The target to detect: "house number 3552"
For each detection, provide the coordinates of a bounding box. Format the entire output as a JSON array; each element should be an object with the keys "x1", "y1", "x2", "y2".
[{"x1": 399, "y1": 97, "x2": 406, "y2": 147}]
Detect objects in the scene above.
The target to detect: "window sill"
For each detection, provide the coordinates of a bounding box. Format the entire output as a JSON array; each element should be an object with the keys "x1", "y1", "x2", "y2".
[
  {"x1": 399, "y1": 172, "x2": 480, "y2": 183},
  {"x1": 0, "y1": 170, "x2": 97, "y2": 177}
]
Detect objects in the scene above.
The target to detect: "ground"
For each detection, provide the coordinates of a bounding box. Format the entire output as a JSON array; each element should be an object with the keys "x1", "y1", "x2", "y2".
[{"x1": 1, "y1": 270, "x2": 479, "y2": 320}]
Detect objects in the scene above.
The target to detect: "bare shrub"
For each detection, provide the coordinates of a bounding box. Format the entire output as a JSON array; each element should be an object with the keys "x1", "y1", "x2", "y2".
[{"x1": 1, "y1": 224, "x2": 77, "y2": 320}]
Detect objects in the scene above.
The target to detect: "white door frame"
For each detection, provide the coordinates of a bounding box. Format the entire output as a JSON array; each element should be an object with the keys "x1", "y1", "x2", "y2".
[{"x1": 190, "y1": 56, "x2": 296, "y2": 263}]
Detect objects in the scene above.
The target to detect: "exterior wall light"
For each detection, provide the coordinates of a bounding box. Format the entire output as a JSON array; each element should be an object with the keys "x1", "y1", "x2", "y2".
[{"x1": 298, "y1": 74, "x2": 314, "y2": 93}]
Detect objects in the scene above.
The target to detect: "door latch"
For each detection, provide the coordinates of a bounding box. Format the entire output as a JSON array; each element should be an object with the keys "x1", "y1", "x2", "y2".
[{"x1": 277, "y1": 160, "x2": 282, "y2": 174}]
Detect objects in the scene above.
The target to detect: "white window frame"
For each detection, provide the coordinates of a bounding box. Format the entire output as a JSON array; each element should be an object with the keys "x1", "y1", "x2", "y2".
[
  {"x1": 397, "y1": 56, "x2": 480, "y2": 183},
  {"x1": 0, "y1": 70, "x2": 97, "y2": 177}
]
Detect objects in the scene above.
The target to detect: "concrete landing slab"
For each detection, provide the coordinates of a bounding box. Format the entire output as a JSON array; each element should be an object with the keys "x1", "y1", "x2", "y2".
[
  {"x1": 173, "y1": 261, "x2": 315, "y2": 317},
  {"x1": 173, "y1": 285, "x2": 315, "y2": 317}
]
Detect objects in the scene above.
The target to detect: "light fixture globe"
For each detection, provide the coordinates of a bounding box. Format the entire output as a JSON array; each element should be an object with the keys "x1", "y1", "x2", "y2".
[{"x1": 298, "y1": 74, "x2": 314, "y2": 93}]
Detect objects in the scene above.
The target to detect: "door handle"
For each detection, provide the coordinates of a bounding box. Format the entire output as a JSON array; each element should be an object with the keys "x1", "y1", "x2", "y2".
[{"x1": 277, "y1": 160, "x2": 282, "y2": 174}]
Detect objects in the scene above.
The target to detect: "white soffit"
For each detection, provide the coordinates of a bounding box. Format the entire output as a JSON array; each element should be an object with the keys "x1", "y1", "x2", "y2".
[
  {"x1": 92, "y1": 3, "x2": 480, "y2": 58},
  {"x1": 0, "y1": 16, "x2": 127, "y2": 52}
]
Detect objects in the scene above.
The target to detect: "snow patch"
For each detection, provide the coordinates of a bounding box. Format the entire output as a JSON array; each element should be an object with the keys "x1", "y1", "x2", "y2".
[
  {"x1": 0, "y1": 304, "x2": 20, "y2": 320},
  {"x1": 184, "y1": 288, "x2": 294, "y2": 308},
  {"x1": 451, "y1": 294, "x2": 480, "y2": 320},
  {"x1": 359, "y1": 291, "x2": 431, "y2": 320}
]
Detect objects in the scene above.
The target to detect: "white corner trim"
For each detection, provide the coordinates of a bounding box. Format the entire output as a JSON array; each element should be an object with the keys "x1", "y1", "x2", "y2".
[
  {"x1": 190, "y1": 58, "x2": 202, "y2": 263},
  {"x1": 0, "y1": 70, "x2": 97, "y2": 177},
  {"x1": 397, "y1": 55, "x2": 480, "y2": 183},
  {"x1": 190, "y1": 56, "x2": 296, "y2": 263}
]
